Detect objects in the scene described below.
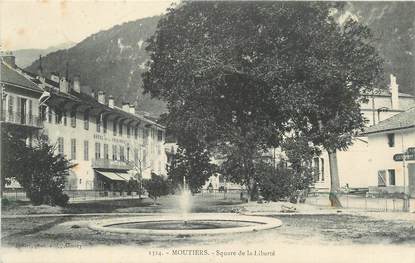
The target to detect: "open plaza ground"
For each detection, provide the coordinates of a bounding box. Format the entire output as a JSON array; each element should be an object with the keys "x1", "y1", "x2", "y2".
[{"x1": 2, "y1": 194, "x2": 415, "y2": 263}]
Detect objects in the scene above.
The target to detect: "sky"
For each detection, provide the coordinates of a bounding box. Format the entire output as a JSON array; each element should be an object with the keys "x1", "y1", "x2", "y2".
[{"x1": 0, "y1": 0, "x2": 177, "y2": 51}]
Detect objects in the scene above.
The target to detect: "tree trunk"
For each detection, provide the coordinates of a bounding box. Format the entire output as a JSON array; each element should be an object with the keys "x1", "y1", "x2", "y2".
[
  {"x1": 247, "y1": 178, "x2": 258, "y2": 201},
  {"x1": 328, "y1": 149, "x2": 343, "y2": 208}
]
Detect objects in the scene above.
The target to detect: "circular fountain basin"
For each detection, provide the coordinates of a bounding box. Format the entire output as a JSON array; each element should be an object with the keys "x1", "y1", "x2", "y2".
[{"x1": 88, "y1": 213, "x2": 282, "y2": 236}]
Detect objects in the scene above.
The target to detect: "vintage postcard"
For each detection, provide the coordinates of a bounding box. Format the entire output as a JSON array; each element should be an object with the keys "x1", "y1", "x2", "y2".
[{"x1": 1, "y1": 1, "x2": 414, "y2": 262}]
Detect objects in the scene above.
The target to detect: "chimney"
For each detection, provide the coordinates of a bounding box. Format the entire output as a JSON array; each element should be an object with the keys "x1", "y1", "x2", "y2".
[
  {"x1": 122, "y1": 102, "x2": 130, "y2": 112},
  {"x1": 98, "y1": 91, "x2": 106, "y2": 104},
  {"x1": 108, "y1": 95, "x2": 115, "y2": 108},
  {"x1": 129, "y1": 105, "x2": 135, "y2": 114},
  {"x1": 389, "y1": 74, "x2": 399, "y2": 110},
  {"x1": 59, "y1": 78, "x2": 69, "y2": 93},
  {"x1": 1, "y1": 52, "x2": 16, "y2": 68},
  {"x1": 50, "y1": 72, "x2": 60, "y2": 83},
  {"x1": 73, "y1": 76, "x2": 81, "y2": 93}
]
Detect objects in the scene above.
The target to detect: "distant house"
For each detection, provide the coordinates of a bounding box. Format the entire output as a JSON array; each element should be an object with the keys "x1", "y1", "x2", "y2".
[
  {"x1": 313, "y1": 74, "x2": 415, "y2": 191},
  {"x1": 363, "y1": 107, "x2": 415, "y2": 197}
]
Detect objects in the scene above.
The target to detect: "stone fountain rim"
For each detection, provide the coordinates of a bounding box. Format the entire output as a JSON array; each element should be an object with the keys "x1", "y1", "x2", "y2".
[{"x1": 88, "y1": 213, "x2": 282, "y2": 236}]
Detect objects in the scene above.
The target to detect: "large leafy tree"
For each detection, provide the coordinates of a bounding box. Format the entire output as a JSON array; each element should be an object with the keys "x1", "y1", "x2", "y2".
[{"x1": 143, "y1": 2, "x2": 383, "y2": 204}]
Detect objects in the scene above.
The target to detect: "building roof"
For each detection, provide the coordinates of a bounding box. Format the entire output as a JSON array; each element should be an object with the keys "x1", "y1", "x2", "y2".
[
  {"x1": 1, "y1": 59, "x2": 164, "y2": 129},
  {"x1": 363, "y1": 107, "x2": 415, "y2": 135},
  {"x1": 0, "y1": 61, "x2": 43, "y2": 93},
  {"x1": 67, "y1": 89, "x2": 164, "y2": 129},
  {"x1": 363, "y1": 89, "x2": 414, "y2": 98}
]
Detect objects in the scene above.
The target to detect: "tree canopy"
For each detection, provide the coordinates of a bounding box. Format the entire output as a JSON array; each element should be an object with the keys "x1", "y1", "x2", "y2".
[
  {"x1": 1, "y1": 129, "x2": 70, "y2": 206},
  {"x1": 143, "y1": 2, "x2": 383, "y2": 201}
]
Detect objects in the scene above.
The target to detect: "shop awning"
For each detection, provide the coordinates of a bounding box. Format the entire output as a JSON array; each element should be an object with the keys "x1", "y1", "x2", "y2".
[
  {"x1": 96, "y1": 171, "x2": 126, "y2": 181},
  {"x1": 116, "y1": 172, "x2": 136, "y2": 181}
]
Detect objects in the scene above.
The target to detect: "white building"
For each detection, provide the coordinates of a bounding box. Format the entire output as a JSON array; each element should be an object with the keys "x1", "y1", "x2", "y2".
[
  {"x1": 1, "y1": 53, "x2": 167, "y2": 192},
  {"x1": 363, "y1": 108, "x2": 415, "y2": 197},
  {"x1": 314, "y1": 75, "x2": 415, "y2": 191}
]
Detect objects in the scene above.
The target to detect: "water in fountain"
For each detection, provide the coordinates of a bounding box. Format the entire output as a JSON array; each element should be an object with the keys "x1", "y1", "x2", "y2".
[{"x1": 179, "y1": 177, "x2": 192, "y2": 224}]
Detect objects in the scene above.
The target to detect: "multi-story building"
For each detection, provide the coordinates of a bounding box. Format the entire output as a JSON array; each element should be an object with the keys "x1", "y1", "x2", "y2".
[{"x1": 1, "y1": 53, "x2": 167, "y2": 192}]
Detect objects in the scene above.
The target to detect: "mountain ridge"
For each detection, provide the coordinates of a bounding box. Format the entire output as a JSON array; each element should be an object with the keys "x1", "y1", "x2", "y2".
[
  {"x1": 25, "y1": 16, "x2": 166, "y2": 117},
  {"x1": 24, "y1": 3, "x2": 414, "y2": 117}
]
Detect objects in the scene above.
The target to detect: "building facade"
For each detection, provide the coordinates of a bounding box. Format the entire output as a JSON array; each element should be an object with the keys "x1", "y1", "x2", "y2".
[{"x1": 1, "y1": 53, "x2": 167, "y2": 192}]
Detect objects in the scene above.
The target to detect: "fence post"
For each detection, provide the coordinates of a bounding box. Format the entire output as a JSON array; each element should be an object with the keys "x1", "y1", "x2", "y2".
[
  {"x1": 365, "y1": 195, "x2": 367, "y2": 210},
  {"x1": 346, "y1": 193, "x2": 349, "y2": 209}
]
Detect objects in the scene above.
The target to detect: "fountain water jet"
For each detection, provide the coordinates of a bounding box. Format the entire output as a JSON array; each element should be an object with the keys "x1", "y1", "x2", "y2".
[{"x1": 179, "y1": 176, "x2": 192, "y2": 223}]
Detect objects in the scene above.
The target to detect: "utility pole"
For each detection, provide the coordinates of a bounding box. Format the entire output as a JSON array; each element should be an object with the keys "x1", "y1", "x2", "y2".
[
  {"x1": 400, "y1": 122, "x2": 409, "y2": 211},
  {"x1": 0, "y1": 83, "x2": 4, "y2": 198}
]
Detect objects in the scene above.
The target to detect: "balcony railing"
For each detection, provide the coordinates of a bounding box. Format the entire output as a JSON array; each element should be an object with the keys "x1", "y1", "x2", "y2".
[
  {"x1": 0, "y1": 110, "x2": 43, "y2": 128},
  {"x1": 91, "y1": 158, "x2": 133, "y2": 170}
]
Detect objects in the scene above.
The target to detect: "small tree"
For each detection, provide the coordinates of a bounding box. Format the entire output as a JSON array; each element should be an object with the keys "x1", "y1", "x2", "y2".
[
  {"x1": 2, "y1": 129, "x2": 70, "y2": 206},
  {"x1": 168, "y1": 146, "x2": 216, "y2": 194},
  {"x1": 143, "y1": 173, "x2": 170, "y2": 203},
  {"x1": 126, "y1": 178, "x2": 145, "y2": 198}
]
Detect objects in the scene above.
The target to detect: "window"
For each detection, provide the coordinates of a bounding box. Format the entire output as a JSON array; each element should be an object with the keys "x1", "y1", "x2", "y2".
[
  {"x1": 28, "y1": 100, "x2": 33, "y2": 123},
  {"x1": 119, "y1": 123, "x2": 123, "y2": 136},
  {"x1": 113, "y1": 121, "x2": 117, "y2": 136},
  {"x1": 134, "y1": 127, "x2": 138, "y2": 139},
  {"x1": 126, "y1": 147, "x2": 130, "y2": 161},
  {"x1": 120, "y1": 146, "x2": 125, "y2": 161},
  {"x1": 134, "y1": 149, "x2": 139, "y2": 164},
  {"x1": 127, "y1": 125, "x2": 130, "y2": 138},
  {"x1": 103, "y1": 118, "x2": 107, "y2": 134},
  {"x1": 48, "y1": 107, "x2": 53, "y2": 123},
  {"x1": 388, "y1": 169, "x2": 396, "y2": 186},
  {"x1": 71, "y1": 139, "x2": 77, "y2": 160},
  {"x1": 70, "y1": 111, "x2": 76, "y2": 127},
  {"x1": 142, "y1": 149, "x2": 147, "y2": 168},
  {"x1": 112, "y1": 145, "x2": 117, "y2": 160},
  {"x1": 313, "y1": 157, "x2": 320, "y2": 181},
  {"x1": 387, "y1": 133, "x2": 395, "y2": 147},
  {"x1": 320, "y1": 158, "x2": 325, "y2": 181},
  {"x1": 95, "y1": 142, "x2": 101, "y2": 159},
  {"x1": 39, "y1": 105, "x2": 47, "y2": 121},
  {"x1": 57, "y1": 137, "x2": 64, "y2": 156},
  {"x1": 104, "y1": 144, "x2": 109, "y2": 160},
  {"x1": 83, "y1": 111, "x2": 89, "y2": 130},
  {"x1": 157, "y1": 130, "x2": 163, "y2": 141},
  {"x1": 16, "y1": 97, "x2": 22, "y2": 123},
  {"x1": 55, "y1": 110, "x2": 62, "y2": 124},
  {"x1": 377, "y1": 170, "x2": 386, "y2": 187},
  {"x1": 83, "y1": 140, "x2": 88, "y2": 161},
  {"x1": 96, "y1": 115, "x2": 101, "y2": 132},
  {"x1": 8, "y1": 95, "x2": 14, "y2": 117},
  {"x1": 63, "y1": 111, "x2": 67, "y2": 126}
]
